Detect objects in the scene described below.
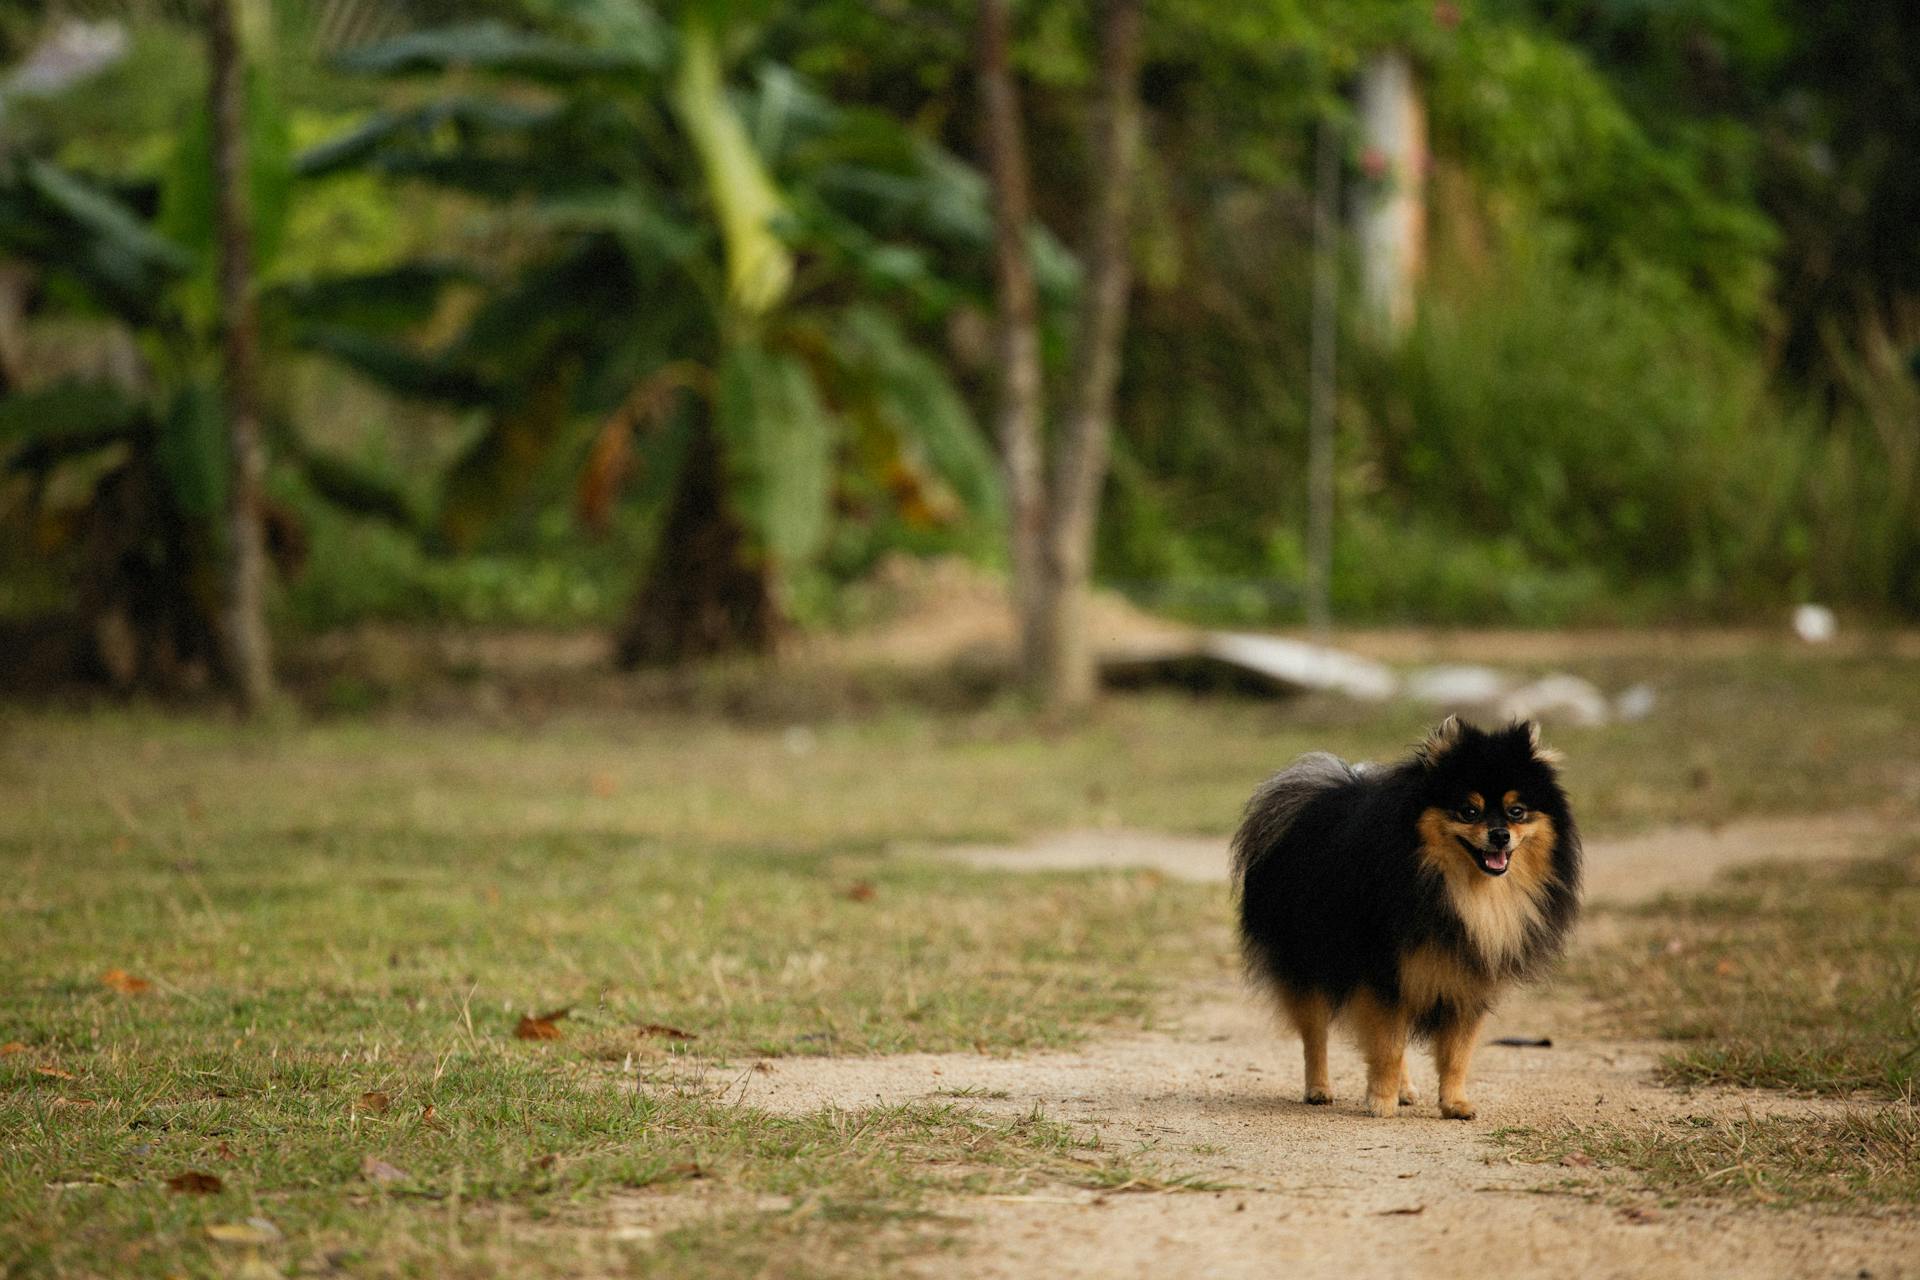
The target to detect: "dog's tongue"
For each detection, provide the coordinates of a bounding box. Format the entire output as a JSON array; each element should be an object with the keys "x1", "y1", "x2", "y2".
[{"x1": 1484, "y1": 849, "x2": 1510, "y2": 872}]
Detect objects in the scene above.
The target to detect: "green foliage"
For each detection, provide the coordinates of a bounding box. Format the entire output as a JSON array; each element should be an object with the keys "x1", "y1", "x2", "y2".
[
  {"x1": 153, "y1": 380, "x2": 228, "y2": 522},
  {"x1": 300, "y1": 4, "x2": 1002, "y2": 605},
  {"x1": 331, "y1": 18, "x2": 663, "y2": 79},
  {"x1": 1383, "y1": 237, "x2": 1799, "y2": 589},
  {"x1": 1433, "y1": 22, "x2": 1779, "y2": 330},
  {"x1": 0, "y1": 378, "x2": 142, "y2": 451},
  {"x1": 714, "y1": 340, "x2": 834, "y2": 567},
  {"x1": 157, "y1": 63, "x2": 296, "y2": 275},
  {"x1": 672, "y1": 16, "x2": 793, "y2": 314},
  {"x1": 0, "y1": 158, "x2": 190, "y2": 319},
  {"x1": 832, "y1": 305, "x2": 1001, "y2": 517}
]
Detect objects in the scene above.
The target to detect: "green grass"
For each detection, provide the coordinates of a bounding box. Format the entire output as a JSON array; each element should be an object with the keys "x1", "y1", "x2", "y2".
[
  {"x1": 0, "y1": 702, "x2": 1233, "y2": 1278},
  {"x1": 1494, "y1": 1107, "x2": 1920, "y2": 1210},
  {"x1": 1576, "y1": 843, "x2": 1920, "y2": 1099},
  {"x1": 4, "y1": 643, "x2": 1919, "y2": 1270},
  {"x1": 1496, "y1": 839, "x2": 1920, "y2": 1210}
]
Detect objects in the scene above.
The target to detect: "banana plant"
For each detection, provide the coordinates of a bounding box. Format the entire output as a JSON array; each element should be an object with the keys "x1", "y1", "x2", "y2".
[
  {"x1": 299, "y1": 1, "x2": 1010, "y2": 664},
  {"x1": 0, "y1": 3, "x2": 434, "y2": 688}
]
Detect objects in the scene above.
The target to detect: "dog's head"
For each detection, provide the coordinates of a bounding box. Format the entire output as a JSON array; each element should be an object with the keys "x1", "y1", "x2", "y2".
[{"x1": 1414, "y1": 717, "x2": 1564, "y2": 879}]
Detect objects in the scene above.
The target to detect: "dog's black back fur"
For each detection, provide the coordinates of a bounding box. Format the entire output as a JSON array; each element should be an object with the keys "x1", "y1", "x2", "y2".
[{"x1": 1232, "y1": 723, "x2": 1581, "y2": 1037}]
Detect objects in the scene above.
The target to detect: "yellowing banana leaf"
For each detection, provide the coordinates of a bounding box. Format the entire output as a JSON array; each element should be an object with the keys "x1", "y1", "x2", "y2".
[{"x1": 670, "y1": 19, "x2": 791, "y2": 316}]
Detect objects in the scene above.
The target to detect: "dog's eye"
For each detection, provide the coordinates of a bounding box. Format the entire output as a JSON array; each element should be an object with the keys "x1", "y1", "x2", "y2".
[
  {"x1": 1455, "y1": 805, "x2": 1480, "y2": 822},
  {"x1": 1507, "y1": 804, "x2": 1527, "y2": 821}
]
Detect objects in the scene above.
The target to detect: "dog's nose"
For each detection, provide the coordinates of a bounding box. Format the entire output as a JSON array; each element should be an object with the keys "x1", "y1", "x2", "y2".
[{"x1": 1486, "y1": 828, "x2": 1511, "y2": 849}]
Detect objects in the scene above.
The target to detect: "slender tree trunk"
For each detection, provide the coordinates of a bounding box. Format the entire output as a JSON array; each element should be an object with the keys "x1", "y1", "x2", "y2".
[
  {"x1": 1035, "y1": 0, "x2": 1144, "y2": 711},
  {"x1": 977, "y1": 0, "x2": 1050, "y2": 691},
  {"x1": 1306, "y1": 115, "x2": 1340, "y2": 632},
  {"x1": 207, "y1": 0, "x2": 275, "y2": 710}
]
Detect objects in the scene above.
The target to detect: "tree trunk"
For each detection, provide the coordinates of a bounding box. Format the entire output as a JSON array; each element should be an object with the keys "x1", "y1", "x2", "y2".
[
  {"x1": 1356, "y1": 50, "x2": 1427, "y2": 341},
  {"x1": 615, "y1": 417, "x2": 776, "y2": 669},
  {"x1": 977, "y1": 0, "x2": 1050, "y2": 692},
  {"x1": 207, "y1": 0, "x2": 275, "y2": 711},
  {"x1": 1306, "y1": 114, "x2": 1340, "y2": 632},
  {"x1": 1035, "y1": 0, "x2": 1144, "y2": 712}
]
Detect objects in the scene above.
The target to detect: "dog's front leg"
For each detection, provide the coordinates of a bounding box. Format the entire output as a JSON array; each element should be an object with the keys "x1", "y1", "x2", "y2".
[
  {"x1": 1434, "y1": 1012, "x2": 1485, "y2": 1119},
  {"x1": 1352, "y1": 994, "x2": 1409, "y2": 1117}
]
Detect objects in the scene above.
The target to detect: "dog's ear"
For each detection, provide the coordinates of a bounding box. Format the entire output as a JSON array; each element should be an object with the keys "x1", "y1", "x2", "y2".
[
  {"x1": 1416, "y1": 715, "x2": 1464, "y2": 767},
  {"x1": 1524, "y1": 720, "x2": 1566, "y2": 766}
]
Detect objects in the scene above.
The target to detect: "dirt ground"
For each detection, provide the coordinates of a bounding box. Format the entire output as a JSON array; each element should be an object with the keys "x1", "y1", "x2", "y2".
[{"x1": 733, "y1": 816, "x2": 1918, "y2": 1279}]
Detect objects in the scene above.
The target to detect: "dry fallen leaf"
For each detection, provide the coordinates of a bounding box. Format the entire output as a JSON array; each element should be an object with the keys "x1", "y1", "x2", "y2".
[
  {"x1": 668, "y1": 1162, "x2": 705, "y2": 1180},
  {"x1": 1, "y1": 1042, "x2": 27, "y2": 1056},
  {"x1": 637, "y1": 1023, "x2": 696, "y2": 1042},
  {"x1": 34, "y1": 1066, "x2": 76, "y2": 1081},
  {"x1": 1713, "y1": 959, "x2": 1738, "y2": 977},
  {"x1": 167, "y1": 1170, "x2": 224, "y2": 1195},
  {"x1": 419, "y1": 1104, "x2": 440, "y2": 1126},
  {"x1": 51, "y1": 1097, "x2": 94, "y2": 1111},
  {"x1": 100, "y1": 969, "x2": 152, "y2": 995},
  {"x1": 360, "y1": 1155, "x2": 409, "y2": 1186},
  {"x1": 206, "y1": 1218, "x2": 281, "y2": 1246},
  {"x1": 515, "y1": 1008, "x2": 571, "y2": 1041},
  {"x1": 356, "y1": 1091, "x2": 392, "y2": 1114},
  {"x1": 844, "y1": 882, "x2": 877, "y2": 903},
  {"x1": 530, "y1": 1154, "x2": 557, "y2": 1172}
]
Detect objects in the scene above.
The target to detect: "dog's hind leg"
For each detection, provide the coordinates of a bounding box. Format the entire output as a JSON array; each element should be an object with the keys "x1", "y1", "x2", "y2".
[
  {"x1": 1350, "y1": 993, "x2": 1410, "y2": 1118},
  {"x1": 1279, "y1": 990, "x2": 1333, "y2": 1104},
  {"x1": 1397, "y1": 1059, "x2": 1419, "y2": 1106},
  {"x1": 1433, "y1": 1011, "x2": 1485, "y2": 1120}
]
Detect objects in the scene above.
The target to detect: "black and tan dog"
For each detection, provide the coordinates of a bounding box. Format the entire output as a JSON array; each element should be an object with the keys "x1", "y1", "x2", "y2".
[{"x1": 1232, "y1": 717, "x2": 1581, "y2": 1119}]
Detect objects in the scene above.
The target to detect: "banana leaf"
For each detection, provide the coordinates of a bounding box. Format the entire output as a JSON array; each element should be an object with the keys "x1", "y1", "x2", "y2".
[
  {"x1": 158, "y1": 65, "x2": 294, "y2": 270},
  {"x1": 436, "y1": 363, "x2": 581, "y2": 550},
  {"x1": 714, "y1": 341, "x2": 834, "y2": 567},
  {"x1": 0, "y1": 160, "x2": 190, "y2": 318},
  {"x1": 154, "y1": 381, "x2": 227, "y2": 523},
  {"x1": 293, "y1": 445, "x2": 418, "y2": 529},
  {"x1": 0, "y1": 380, "x2": 144, "y2": 450},
  {"x1": 671, "y1": 18, "x2": 791, "y2": 316},
  {"x1": 269, "y1": 263, "x2": 475, "y2": 334},
  {"x1": 831, "y1": 306, "x2": 1000, "y2": 516},
  {"x1": 295, "y1": 97, "x2": 563, "y2": 179},
  {"x1": 293, "y1": 326, "x2": 497, "y2": 407},
  {"x1": 334, "y1": 21, "x2": 658, "y2": 81}
]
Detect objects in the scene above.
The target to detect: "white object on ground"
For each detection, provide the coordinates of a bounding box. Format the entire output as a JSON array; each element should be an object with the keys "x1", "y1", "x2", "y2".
[
  {"x1": 1202, "y1": 633, "x2": 1399, "y2": 701},
  {"x1": 1793, "y1": 604, "x2": 1837, "y2": 643},
  {"x1": 1613, "y1": 683, "x2": 1657, "y2": 722},
  {"x1": 1498, "y1": 673, "x2": 1610, "y2": 727},
  {"x1": 1403, "y1": 664, "x2": 1513, "y2": 707}
]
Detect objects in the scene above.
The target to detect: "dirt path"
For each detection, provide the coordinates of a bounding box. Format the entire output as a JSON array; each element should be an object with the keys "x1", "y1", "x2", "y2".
[
  {"x1": 735, "y1": 817, "x2": 1918, "y2": 1279},
  {"x1": 940, "y1": 812, "x2": 1908, "y2": 902}
]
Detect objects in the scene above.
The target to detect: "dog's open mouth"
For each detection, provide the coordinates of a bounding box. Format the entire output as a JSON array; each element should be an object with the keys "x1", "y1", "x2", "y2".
[{"x1": 1457, "y1": 836, "x2": 1510, "y2": 876}]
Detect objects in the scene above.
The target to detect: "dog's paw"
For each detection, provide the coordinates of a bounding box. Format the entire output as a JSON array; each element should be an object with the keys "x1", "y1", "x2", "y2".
[
  {"x1": 1398, "y1": 1083, "x2": 1420, "y2": 1106},
  {"x1": 1365, "y1": 1095, "x2": 1400, "y2": 1118},
  {"x1": 1438, "y1": 1098, "x2": 1477, "y2": 1121},
  {"x1": 1304, "y1": 1086, "x2": 1333, "y2": 1105}
]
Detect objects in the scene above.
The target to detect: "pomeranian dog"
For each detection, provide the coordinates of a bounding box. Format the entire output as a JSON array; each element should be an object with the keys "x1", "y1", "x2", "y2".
[{"x1": 1232, "y1": 717, "x2": 1580, "y2": 1120}]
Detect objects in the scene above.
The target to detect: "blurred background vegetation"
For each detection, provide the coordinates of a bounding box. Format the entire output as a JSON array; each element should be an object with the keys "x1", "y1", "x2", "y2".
[{"x1": 1, "y1": 0, "x2": 1915, "y2": 699}]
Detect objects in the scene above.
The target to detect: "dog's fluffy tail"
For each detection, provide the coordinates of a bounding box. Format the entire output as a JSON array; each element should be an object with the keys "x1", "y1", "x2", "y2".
[{"x1": 1230, "y1": 753, "x2": 1363, "y2": 891}]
